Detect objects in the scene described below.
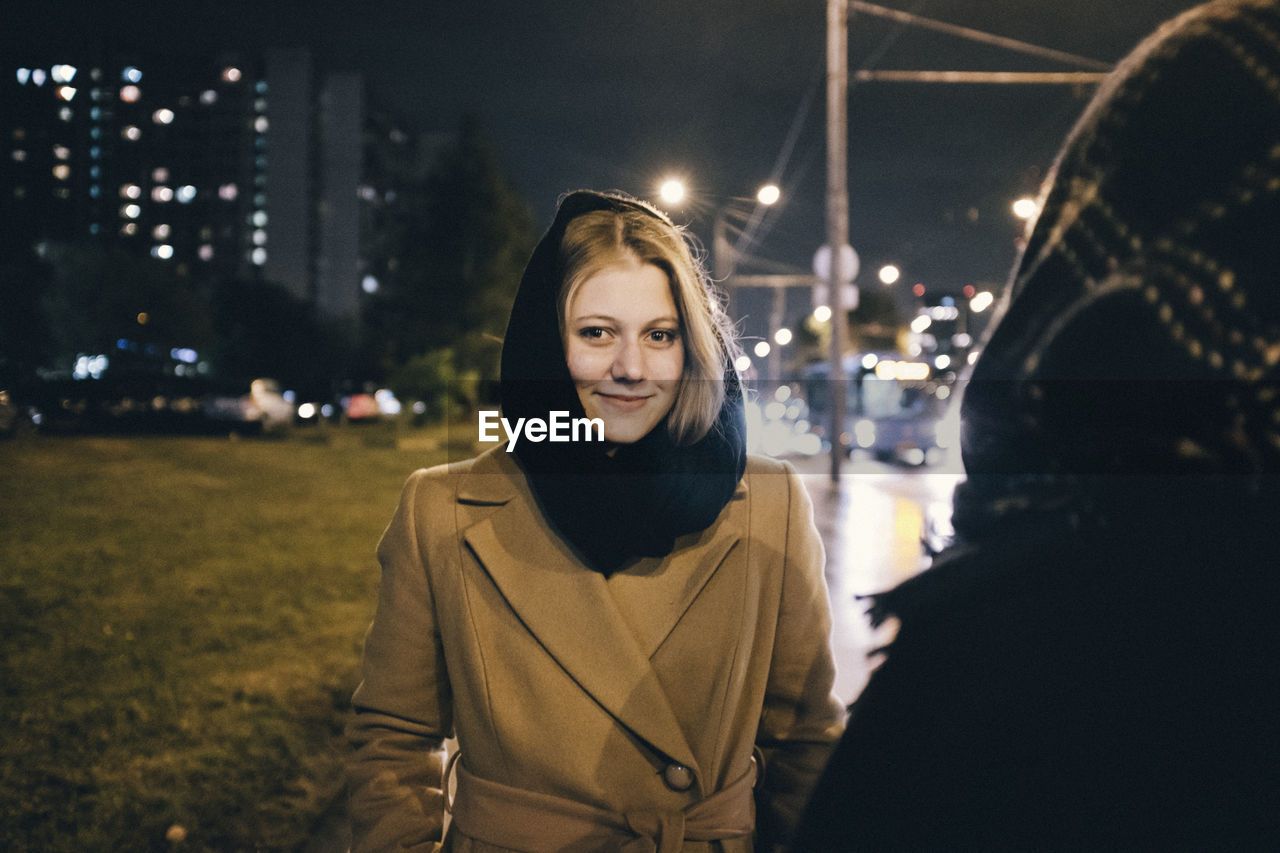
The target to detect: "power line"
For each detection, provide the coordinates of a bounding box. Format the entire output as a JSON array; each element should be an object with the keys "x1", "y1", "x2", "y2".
[
  {"x1": 847, "y1": 1, "x2": 1114, "y2": 71},
  {"x1": 853, "y1": 70, "x2": 1109, "y2": 84}
]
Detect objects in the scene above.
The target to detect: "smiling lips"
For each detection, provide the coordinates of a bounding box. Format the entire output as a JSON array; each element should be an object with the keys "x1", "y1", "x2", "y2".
[{"x1": 595, "y1": 391, "x2": 653, "y2": 411}]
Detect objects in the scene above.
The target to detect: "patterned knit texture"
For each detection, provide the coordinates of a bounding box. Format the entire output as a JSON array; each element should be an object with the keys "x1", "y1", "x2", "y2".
[{"x1": 962, "y1": 0, "x2": 1280, "y2": 476}]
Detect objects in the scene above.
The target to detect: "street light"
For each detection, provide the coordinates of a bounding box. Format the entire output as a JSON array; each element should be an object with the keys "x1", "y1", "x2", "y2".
[
  {"x1": 658, "y1": 178, "x2": 686, "y2": 207},
  {"x1": 774, "y1": 327, "x2": 793, "y2": 346},
  {"x1": 1012, "y1": 197, "x2": 1039, "y2": 219},
  {"x1": 757, "y1": 184, "x2": 781, "y2": 206},
  {"x1": 878, "y1": 263, "x2": 901, "y2": 285},
  {"x1": 813, "y1": 305, "x2": 833, "y2": 323}
]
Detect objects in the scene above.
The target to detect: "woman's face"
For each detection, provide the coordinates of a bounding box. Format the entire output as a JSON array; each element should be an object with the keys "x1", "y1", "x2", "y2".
[{"x1": 564, "y1": 257, "x2": 684, "y2": 445}]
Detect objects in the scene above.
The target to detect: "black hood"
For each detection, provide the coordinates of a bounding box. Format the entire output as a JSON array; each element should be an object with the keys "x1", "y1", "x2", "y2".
[{"x1": 499, "y1": 189, "x2": 747, "y2": 574}]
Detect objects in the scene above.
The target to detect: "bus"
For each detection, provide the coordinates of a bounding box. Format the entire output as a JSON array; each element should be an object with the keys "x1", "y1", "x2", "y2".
[{"x1": 801, "y1": 352, "x2": 955, "y2": 466}]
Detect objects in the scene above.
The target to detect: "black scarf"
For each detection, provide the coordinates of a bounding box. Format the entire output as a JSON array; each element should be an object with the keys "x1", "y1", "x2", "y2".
[{"x1": 499, "y1": 190, "x2": 747, "y2": 575}]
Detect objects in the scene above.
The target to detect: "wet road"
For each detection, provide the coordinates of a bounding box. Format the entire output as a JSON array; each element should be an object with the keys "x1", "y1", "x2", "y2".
[{"x1": 790, "y1": 452, "x2": 964, "y2": 704}]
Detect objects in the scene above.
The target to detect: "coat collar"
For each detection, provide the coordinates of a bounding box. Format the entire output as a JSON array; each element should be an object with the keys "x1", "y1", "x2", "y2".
[{"x1": 457, "y1": 447, "x2": 746, "y2": 789}]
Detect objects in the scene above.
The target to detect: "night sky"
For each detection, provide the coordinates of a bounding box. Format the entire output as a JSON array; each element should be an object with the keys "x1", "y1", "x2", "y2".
[{"x1": 8, "y1": 0, "x2": 1206, "y2": 328}]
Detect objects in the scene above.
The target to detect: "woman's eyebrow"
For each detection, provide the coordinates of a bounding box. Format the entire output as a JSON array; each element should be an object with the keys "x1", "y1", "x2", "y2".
[{"x1": 569, "y1": 313, "x2": 680, "y2": 326}]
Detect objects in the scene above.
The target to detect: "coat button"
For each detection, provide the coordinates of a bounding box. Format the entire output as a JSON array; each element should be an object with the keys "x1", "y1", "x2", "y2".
[{"x1": 663, "y1": 763, "x2": 694, "y2": 792}]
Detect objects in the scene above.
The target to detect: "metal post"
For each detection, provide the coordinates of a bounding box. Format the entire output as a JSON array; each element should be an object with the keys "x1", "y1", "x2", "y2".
[
  {"x1": 769, "y1": 285, "x2": 785, "y2": 390},
  {"x1": 827, "y1": 0, "x2": 849, "y2": 482},
  {"x1": 713, "y1": 210, "x2": 733, "y2": 319}
]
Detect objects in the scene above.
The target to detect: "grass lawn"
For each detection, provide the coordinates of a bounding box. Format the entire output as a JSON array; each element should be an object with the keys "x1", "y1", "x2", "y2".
[{"x1": 0, "y1": 425, "x2": 471, "y2": 851}]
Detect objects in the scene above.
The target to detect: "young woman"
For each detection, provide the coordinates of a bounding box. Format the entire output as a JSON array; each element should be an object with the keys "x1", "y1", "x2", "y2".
[{"x1": 347, "y1": 190, "x2": 845, "y2": 852}]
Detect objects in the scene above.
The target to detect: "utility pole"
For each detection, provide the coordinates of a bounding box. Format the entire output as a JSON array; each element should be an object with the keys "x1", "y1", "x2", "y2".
[{"x1": 826, "y1": 0, "x2": 849, "y2": 482}]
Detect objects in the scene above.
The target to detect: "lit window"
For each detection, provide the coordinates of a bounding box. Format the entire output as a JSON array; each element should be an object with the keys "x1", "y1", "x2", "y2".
[
  {"x1": 200, "y1": 89, "x2": 217, "y2": 105},
  {"x1": 176, "y1": 185, "x2": 197, "y2": 203},
  {"x1": 56, "y1": 85, "x2": 77, "y2": 101},
  {"x1": 253, "y1": 192, "x2": 266, "y2": 207},
  {"x1": 90, "y1": 223, "x2": 101, "y2": 234},
  {"x1": 251, "y1": 247, "x2": 267, "y2": 265},
  {"x1": 152, "y1": 186, "x2": 174, "y2": 203},
  {"x1": 254, "y1": 98, "x2": 267, "y2": 113},
  {"x1": 198, "y1": 244, "x2": 214, "y2": 261},
  {"x1": 252, "y1": 229, "x2": 267, "y2": 245},
  {"x1": 16, "y1": 68, "x2": 31, "y2": 85},
  {"x1": 89, "y1": 146, "x2": 101, "y2": 159},
  {"x1": 53, "y1": 164, "x2": 71, "y2": 180},
  {"x1": 31, "y1": 69, "x2": 47, "y2": 86},
  {"x1": 152, "y1": 244, "x2": 175, "y2": 260},
  {"x1": 59, "y1": 107, "x2": 73, "y2": 122},
  {"x1": 90, "y1": 88, "x2": 103, "y2": 102},
  {"x1": 122, "y1": 66, "x2": 143, "y2": 83},
  {"x1": 152, "y1": 167, "x2": 169, "y2": 182},
  {"x1": 52, "y1": 64, "x2": 78, "y2": 83},
  {"x1": 252, "y1": 210, "x2": 267, "y2": 226},
  {"x1": 120, "y1": 184, "x2": 141, "y2": 199},
  {"x1": 359, "y1": 185, "x2": 377, "y2": 201},
  {"x1": 362, "y1": 275, "x2": 379, "y2": 294},
  {"x1": 90, "y1": 127, "x2": 102, "y2": 139},
  {"x1": 121, "y1": 222, "x2": 138, "y2": 236},
  {"x1": 122, "y1": 125, "x2": 141, "y2": 141},
  {"x1": 11, "y1": 150, "x2": 26, "y2": 162},
  {"x1": 254, "y1": 116, "x2": 269, "y2": 133},
  {"x1": 255, "y1": 80, "x2": 267, "y2": 94},
  {"x1": 218, "y1": 183, "x2": 238, "y2": 201},
  {"x1": 153, "y1": 224, "x2": 171, "y2": 239},
  {"x1": 90, "y1": 107, "x2": 101, "y2": 120},
  {"x1": 53, "y1": 145, "x2": 71, "y2": 160},
  {"x1": 120, "y1": 85, "x2": 141, "y2": 103},
  {"x1": 152, "y1": 108, "x2": 174, "y2": 125},
  {"x1": 91, "y1": 68, "x2": 102, "y2": 81},
  {"x1": 54, "y1": 187, "x2": 71, "y2": 199},
  {"x1": 221, "y1": 67, "x2": 242, "y2": 83},
  {"x1": 90, "y1": 165, "x2": 101, "y2": 179},
  {"x1": 12, "y1": 128, "x2": 25, "y2": 140},
  {"x1": 90, "y1": 185, "x2": 102, "y2": 198},
  {"x1": 122, "y1": 204, "x2": 141, "y2": 219}
]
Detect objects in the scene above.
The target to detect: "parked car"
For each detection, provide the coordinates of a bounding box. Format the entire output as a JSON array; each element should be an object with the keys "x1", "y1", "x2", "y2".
[
  {"x1": 203, "y1": 378, "x2": 295, "y2": 435},
  {"x1": 0, "y1": 389, "x2": 37, "y2": 437}
]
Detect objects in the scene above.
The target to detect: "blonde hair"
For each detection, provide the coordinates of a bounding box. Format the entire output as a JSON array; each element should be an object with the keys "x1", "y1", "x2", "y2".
[{"x1": 557, "y1": 208, "x2": 736, "y2": 445}]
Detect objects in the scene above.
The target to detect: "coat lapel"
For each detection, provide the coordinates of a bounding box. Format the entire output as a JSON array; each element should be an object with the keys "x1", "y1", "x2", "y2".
[
  {"x1": 457, "y1": 451, "x2": 743, "y2": 782},
  {"x1": 605, "y1": 483, "x2": 745, "y2": 659}
]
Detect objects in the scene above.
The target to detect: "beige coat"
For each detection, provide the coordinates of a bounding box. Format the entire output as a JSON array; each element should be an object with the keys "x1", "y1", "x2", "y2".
[{"x1": 347, "y1": 447, "x2": 845, "y2": 852}]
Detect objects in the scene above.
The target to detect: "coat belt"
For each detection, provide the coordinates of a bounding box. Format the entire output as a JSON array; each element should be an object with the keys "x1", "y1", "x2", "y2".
[{"x1": 449, "y1": 757, "x2": 757, "y2": 852}]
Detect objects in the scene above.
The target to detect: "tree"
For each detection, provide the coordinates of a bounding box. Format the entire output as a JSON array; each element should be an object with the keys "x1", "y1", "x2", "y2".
[
  {"x1": 363, "y1": 115, "x2": 535, "y2": 384},
  {"x1": 37, "y1": 244, "x2": 214, "y2": 372},
  {"x1": 0, "y1": 246, "x2": 53, "y2": 383},
  {"x1": 209, "y1": 278, "x2": 349, "y2": 392}
]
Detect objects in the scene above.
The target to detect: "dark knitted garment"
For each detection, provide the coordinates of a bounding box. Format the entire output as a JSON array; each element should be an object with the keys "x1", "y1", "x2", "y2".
[{"x1": 794, "y1": 2, "x2": 1280, "y2": 849}]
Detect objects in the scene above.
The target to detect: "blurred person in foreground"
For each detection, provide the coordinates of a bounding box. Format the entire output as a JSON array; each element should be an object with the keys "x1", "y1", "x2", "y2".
[
  {"x1": 347, "y1": 190, "x2": 845, "y2": 852},
  {"x1": 793, "y1": 0, "x2": 1280, "y2": 849}
]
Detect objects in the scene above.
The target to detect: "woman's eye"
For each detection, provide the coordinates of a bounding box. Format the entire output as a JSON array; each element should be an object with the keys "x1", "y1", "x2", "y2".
[
  {"x1": 649, "y1": 329, "x2": 679, "y2": 343},
  {"x1": 578, "y1": 326, "x2": 608, "y2": 340}
]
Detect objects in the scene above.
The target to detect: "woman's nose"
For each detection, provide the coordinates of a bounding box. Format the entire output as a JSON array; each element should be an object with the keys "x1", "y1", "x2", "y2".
[{"x1": 611, "y1": 340, "x2": 644, "y2": 381}]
